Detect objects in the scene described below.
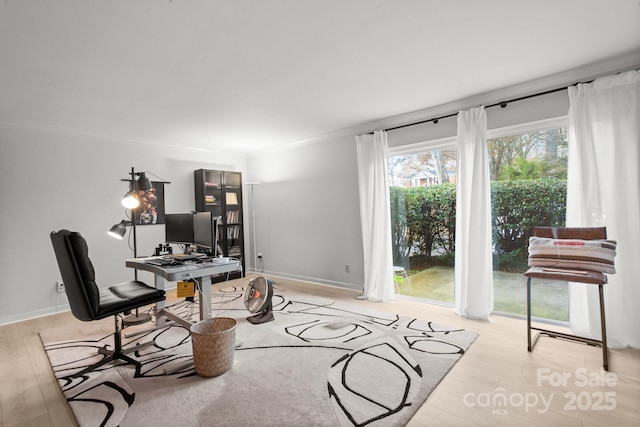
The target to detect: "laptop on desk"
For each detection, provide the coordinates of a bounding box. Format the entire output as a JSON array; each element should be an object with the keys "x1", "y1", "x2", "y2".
[
  {"x1": 169, "y1": 253, "x2": 207, "y2": 261},
  {"x1": 144, "y1": 258, "x2": 177, "y2": 266},
  {"x1": 144, "y1": 254, "x2": 205, "y2": 266}
]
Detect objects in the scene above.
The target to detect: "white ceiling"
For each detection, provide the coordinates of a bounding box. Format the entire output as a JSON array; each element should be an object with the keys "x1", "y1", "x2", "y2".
[{"x1": 1, "y1": 0, "x2": 639, "y2": 154}]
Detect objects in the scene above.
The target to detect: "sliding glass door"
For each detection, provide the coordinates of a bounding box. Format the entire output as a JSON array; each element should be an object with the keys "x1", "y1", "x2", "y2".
[
  {"x1": 488, "y1": 123, "x2": 568, "y2": 320},
  {"x1": 388, "y1": 145, "x2": 457, "y2": 302}
]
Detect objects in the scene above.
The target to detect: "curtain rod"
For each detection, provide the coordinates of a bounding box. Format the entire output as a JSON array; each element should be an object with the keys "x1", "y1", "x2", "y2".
[{"x1": 383, "y1": 85, "x2": 570, "y2": 133}]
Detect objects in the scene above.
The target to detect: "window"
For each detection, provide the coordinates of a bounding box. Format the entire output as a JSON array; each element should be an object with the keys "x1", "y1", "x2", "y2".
[
  {"x1": 388, "y1": 140, "x2": 457, "y2": 303},
  {"x1": 388, "y1": 117, "x2": 570, "y2": 323},
  {"x1": 488, "y1": 120, "x2": 568, "y2": 320}
]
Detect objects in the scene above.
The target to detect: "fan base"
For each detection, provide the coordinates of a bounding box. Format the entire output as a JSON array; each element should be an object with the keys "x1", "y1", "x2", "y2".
[{"x1": 247, "y1": 310, "x2": 274, "y2": 324}]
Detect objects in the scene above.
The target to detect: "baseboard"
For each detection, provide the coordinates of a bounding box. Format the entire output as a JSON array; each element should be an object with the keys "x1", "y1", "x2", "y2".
[
  {"x1": 0, "y1": 304, "x2": 71, "y2": 327},
  {"x1": 245, "y1": 269, "x2": 362, "y2": 293},
  {"x1": 0, "y1": 276, "x2": 357, "y2": 326}
]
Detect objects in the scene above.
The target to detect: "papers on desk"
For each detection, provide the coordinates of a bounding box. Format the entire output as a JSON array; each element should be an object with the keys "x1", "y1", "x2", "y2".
[
  {"x1": 170, "y1": 253, "x2": 207, "y2": 261},
  {"x1": 143, "y1": 256, "x2": 233, "y2": 267},
  {"x1": 145, "y1": 258, "x2": 176, "y2": 266}
]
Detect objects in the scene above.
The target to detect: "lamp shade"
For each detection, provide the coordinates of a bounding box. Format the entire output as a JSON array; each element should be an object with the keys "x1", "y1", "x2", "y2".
[
  {"x1": 108, "y1": 220, "x2": 129, "y2": 239},
  {"x1": 121, "y1": 191, "x2": 140, "y2": 209},
  {"x1": 137, "y1": 173, "x2": 152, "y2": 191}
]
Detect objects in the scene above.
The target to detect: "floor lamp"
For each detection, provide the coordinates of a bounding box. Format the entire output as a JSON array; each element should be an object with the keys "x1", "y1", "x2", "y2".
[
  {"x1": 108, "y1": 167, "x2": 153, "y2": 325},
  {"x1": 245, "y1": 182, "x2": 260, "y2": 273}
]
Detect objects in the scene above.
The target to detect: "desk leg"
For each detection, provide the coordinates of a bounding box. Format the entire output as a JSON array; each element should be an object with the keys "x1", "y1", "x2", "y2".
[
  {"x1": 155, "y1": 274, "x2": 167, "y2": 327},
  {"x1": 199, "y1": 275, "x2": 212, "y2": 321}
]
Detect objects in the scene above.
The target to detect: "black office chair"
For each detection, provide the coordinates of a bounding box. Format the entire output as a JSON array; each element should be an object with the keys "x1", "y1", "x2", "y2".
[{"x1": 50, "y1": 229, "x2": 166, "y2": 376}]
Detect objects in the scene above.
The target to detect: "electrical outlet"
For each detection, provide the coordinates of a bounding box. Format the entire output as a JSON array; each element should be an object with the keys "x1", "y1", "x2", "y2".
[
  {"x1": 345, "y1": 264, "x2": 350, "y2": 273},
  {"x1": 56, "y1": 281, "x2": 65, "y2": 293}
]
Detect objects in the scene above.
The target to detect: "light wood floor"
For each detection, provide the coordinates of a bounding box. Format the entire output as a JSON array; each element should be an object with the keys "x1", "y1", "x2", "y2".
[{"x1": 1, "y1": 275, "x2": 639, "y2": 427}]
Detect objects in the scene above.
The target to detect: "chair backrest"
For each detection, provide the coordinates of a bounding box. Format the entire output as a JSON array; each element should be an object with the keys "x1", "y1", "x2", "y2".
[
  {"x1": 532, "y1": 226, "x2": 607, "y2": 240},
  {"x1": 50, "y1": 230, "x2": 101, "y2": 321}
]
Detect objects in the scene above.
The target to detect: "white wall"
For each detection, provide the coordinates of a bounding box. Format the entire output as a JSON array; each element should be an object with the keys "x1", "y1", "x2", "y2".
[
  {"x1": 0, "y1": 125, "x2": 246, "y2": 324},
  {"x1": 246, "y1": 134, "x2": 364, "y2": 290}
]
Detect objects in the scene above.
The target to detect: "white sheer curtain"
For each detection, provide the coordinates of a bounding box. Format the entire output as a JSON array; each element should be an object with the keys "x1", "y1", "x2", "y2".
[
  {"x1": 355, "y1": 130, "x2": 396, "y2": 302},
  {"x1": 454, "y1": 106, "x2": 494, "y2": 320},
  {"x1": 566, "y1": 69, "x2": 640, "y2": 348}
]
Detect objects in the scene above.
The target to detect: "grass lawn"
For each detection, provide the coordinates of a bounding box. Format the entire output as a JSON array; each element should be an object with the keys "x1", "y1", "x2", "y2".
[{"x1": 395, "y1": 266, "x2": 569, "y2": 321}]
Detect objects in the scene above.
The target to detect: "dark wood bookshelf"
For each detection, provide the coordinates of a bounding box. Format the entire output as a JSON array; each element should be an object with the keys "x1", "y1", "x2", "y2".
[{"x1": 194, "y1": 169, "x2": 244, "y2": 281}]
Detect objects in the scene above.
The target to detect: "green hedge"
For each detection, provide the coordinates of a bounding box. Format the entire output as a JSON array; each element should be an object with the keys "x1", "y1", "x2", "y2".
[{"x1": 390, "y1": 178, "x2": 566, "y2": 271}]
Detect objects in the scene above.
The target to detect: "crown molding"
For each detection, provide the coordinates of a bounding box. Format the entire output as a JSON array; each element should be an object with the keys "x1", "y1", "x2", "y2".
[{"x1": 0, "y1": 120, "x2": 241, "y2": 156}]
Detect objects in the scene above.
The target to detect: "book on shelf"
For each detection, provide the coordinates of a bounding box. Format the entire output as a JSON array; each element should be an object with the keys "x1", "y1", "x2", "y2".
[
  {"x1": 225, "y1": 192, "x2": 238, "y2": 205},
  {"x1": 226, "y1": 210, "x2": 240, "y2": 224},
  {"x1": 227, "y1": 226, "x2": 241, "y2": 239}
]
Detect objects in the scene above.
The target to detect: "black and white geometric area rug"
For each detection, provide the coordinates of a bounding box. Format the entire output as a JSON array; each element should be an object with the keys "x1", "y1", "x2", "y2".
[{"x1": 40, "y1": 285, "x2": 478, "y2": 427}]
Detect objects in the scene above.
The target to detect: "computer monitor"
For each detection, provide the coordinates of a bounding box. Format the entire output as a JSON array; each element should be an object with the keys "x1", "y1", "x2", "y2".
[
  {"x1": 193, "y1": 211, "x2": 219, "y2": 256},
  {"x1": 165, "y1": 213, "x2": 194, "y2": 245}
]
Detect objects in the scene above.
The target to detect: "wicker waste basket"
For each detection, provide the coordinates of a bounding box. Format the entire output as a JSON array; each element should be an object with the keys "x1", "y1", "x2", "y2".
[{"x1": 190, "y1": 317, "x2": 237, "y2": 377}]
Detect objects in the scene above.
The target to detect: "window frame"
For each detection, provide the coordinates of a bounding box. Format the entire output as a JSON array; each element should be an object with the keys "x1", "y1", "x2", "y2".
[
  {"x1": 487, "y1": 116, "x2": 568, "y2": 140},
  {"x1": 388, "y1": 116, "x2": 568, "y2": 156}
]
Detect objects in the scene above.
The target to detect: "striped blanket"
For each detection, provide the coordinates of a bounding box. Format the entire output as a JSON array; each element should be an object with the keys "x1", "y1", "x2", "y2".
[{"x1": 528, "y1": 237, "x2": 617, "y2": 274}]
